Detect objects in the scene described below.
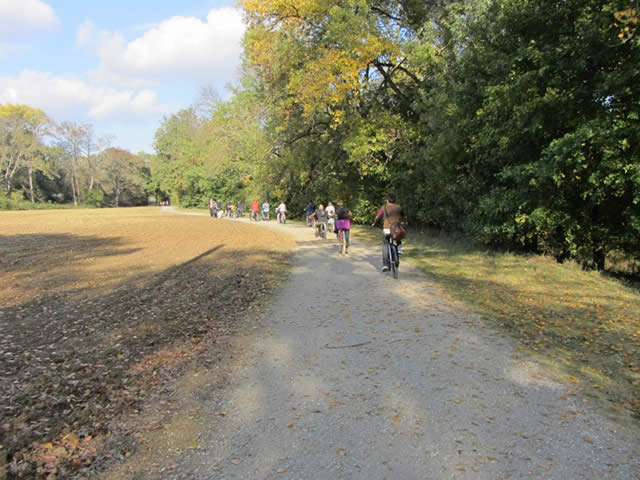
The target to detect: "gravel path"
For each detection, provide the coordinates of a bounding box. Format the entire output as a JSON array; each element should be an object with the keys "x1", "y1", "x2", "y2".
[{"x1": 174, "y1": 214, "x2": 640, "y2": 479}]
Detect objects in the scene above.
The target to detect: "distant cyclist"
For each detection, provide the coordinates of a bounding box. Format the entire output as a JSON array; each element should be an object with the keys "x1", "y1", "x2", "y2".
[
  {"x1": 251, "y1": 200, "x2": 260, "y2": 220},
  {"x1": 313, "y1": 204, "x2": 328, "y2": 236},
  {"x1": 326, "y1": 201, "x2": 336, "y2": 233},
  {"x1": 336, "y1": 201, "x2": 352, "y2": 254},
  {"x1": 305, "y1": 201, "x2": 316, "y2": 227},
  {"x1": 208, "y1": 197, "x2": 216, "y2": 218},
  {"x1": 262, "y1": 200, "x2": 270, "y2": 220},
  {"x1": 276, "y1": 201, "x2": 287, "y2": 223},
  {"x1": 372, "y1": 193, "x2": 406, "y2": 272}
]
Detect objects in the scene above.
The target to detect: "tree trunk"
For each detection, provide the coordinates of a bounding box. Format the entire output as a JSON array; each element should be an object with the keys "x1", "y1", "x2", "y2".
[
  {"x1": 27, "y1": 166, "x2": 34, "y2": 203},
  {"x1": 593, "y1": 245, "x2": 606, "y2": 271},
  {"x1": 3, "y1": 172, "x2": 10, "y2": 195},
  {"x1": 71, "y1": 164, "x2": 78, "y2": 206}
]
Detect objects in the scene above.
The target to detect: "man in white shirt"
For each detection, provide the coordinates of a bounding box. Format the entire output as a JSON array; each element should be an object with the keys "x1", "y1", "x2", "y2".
[{"x1": 276, "y1": 202, "x2": 287, "y2": 223}]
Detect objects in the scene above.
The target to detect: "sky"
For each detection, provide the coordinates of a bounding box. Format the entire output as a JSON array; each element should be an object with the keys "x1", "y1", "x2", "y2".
[{"x1": 0, "y1": 0, "x2": 246, "y2": 153}]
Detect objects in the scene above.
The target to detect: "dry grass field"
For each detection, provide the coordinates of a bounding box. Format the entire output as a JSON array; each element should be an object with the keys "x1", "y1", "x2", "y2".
[{"x1": 0, "y1": 207, "x2": 295, "y2": 478}]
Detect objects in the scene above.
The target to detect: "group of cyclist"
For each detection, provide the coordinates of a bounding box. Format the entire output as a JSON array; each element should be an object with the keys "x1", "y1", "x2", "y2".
[
  {"x1": 208, "y1": 198, "x2": 245, "y2": 218},
  {"x1": 209, "y1": 193, "x2": 405, "y2": 273},
  {"x1": 305, "y1": 200, "x2": 353, "y2": 254}
]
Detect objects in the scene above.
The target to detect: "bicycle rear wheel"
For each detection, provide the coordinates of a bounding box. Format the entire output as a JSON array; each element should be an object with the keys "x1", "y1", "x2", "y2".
[
  {"x1": 390, "y1": 243, "x2": 398, "y2": 279},
  {"x1": 339, "y1": 230, "x2": 346, "y2": 254}
]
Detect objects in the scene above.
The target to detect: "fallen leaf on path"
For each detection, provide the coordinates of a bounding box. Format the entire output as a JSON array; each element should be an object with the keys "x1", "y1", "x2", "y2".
[
  {"x1": 337, "y1": 449, "x2": 346, "y2": 456},
  {"x1": 231, "y1": 458, "x2": 242, "y2": 465}
]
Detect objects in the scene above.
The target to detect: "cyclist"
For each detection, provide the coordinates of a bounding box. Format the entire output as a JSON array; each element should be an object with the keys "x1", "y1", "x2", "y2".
[
  {"x1": 305, "y1": 201, "x2": 316, "y2": 227},
  {"x1": 251, "y1": 199, "x2": 260, "y2": 220},
  {"x1": 226, "y1": 201, "x2": 233, "y2": 217},
  {"x1": 209, "y1": 197, "x2": 216, "y2": 218},
  {"x1": 326, "y1": 201, "x2": 336, "y2": 233},
  {"x1": 372, "y1": 193, "x2": 406, "y2": 272},
  {"x1": 276, "y1": 201, "x2": 287, "y2": 223},
  {"x1": 262, "y1": 200, "x2": 270, "y2": 220},
  {"x1": 336, "y1": 201, "x2": 352, "y2": 254},
  {"x1": 237, "y1": 201, "x2": 244, "y2": 217},
  {"x1": 313, "y1": 204, "x2": 329, "y2": 237}
]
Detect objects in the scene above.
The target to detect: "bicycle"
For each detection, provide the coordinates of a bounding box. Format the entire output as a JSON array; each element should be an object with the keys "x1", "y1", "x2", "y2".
[
  {"x1": 385, "y1": 234, "x2": 400, "y2": 279},
  {"x1": 327, "y1": 216, "x2": 336, "y2": 235},
  {"x1": 250, "y1": 210, "x2": 260, "y2": 221},
  {"x1": 277, "y1": 211, "x2": 287, "y2": 224},
  {"x1": 316, "y1": 221, "x2": 328, "y2": 239},
  {"x1": 307, "y1": 214, "x2": 316, "y2": 228}
]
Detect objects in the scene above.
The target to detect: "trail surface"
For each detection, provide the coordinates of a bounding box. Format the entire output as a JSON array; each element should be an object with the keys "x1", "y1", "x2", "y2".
[{"x1": 173, "y1": 213, "x2": 640, "y2": 479}]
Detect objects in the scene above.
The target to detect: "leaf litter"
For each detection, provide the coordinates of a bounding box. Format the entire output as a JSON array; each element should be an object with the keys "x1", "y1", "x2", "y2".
[{"x1": 0, "y1": 208, "x2": 294, "y2": 478}]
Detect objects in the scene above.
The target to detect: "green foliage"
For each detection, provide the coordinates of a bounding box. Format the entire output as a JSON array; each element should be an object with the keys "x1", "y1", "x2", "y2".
[{"x1": 148, "y1": 0, "x2": 639, "y2": 270}]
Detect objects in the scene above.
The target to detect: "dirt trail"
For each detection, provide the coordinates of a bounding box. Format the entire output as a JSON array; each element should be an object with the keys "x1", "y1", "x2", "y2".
[{"x1": 172, "y1": 212, "x2": 639, "y2": 479}]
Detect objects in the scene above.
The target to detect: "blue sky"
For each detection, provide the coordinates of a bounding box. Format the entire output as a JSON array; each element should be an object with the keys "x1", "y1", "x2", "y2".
[{"x1": 0, "y1": 0, "x2": 245, "y2": 153}]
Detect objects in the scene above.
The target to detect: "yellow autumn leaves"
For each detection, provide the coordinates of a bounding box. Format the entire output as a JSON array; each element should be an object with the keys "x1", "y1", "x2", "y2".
[{"x1": 239, "y1": 0, "x2": 399, "y2": 123}]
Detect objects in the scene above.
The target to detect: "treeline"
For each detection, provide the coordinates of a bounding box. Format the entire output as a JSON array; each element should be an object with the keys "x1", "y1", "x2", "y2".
[
  {"x1": 97, "y1": 1, "x2": 640, "y2": 271},
  {"x1": 152, "y1": 0, "x2": 639, "y2": 270},
  {"x1": 0, "y1": 104, "x2": 150, "y2": 209}
]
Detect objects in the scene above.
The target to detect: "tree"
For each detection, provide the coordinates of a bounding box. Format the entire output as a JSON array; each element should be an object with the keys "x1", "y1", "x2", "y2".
[
  {"x1": 101, "y1": 148, "x2": 145, "y2": 207},
  {"x1": 55, "y1": 121, "x2": 92, "y2": 206},
  {"x1": 0, "y1": 104, "x2": 50, "y2": 202}
]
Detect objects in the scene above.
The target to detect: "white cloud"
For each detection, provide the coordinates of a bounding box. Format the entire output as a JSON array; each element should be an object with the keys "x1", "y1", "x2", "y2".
[
  {"x1": 76, "y1": 20, "x2": 95, "y2": 47},
  {"x1": 0, "y1": 70, "x2": 173, "y2": 120},
  {"x1": 0, "y1": 0, "x2": 59, "y2": 36},
  {"x1": 89, "y1": 7, "x2": 246, "y2": 87}
]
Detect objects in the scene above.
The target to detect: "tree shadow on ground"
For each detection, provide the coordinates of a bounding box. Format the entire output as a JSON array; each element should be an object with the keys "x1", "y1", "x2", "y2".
[
  {"x1": 0, "y1": 239, "x2": 290, "y2": 478},
  {"x1": 0, "y1": 234, "x2": 143, "y2": 303},
  {"x1": 0, "y1": 234, "x2": 142, "y2": 274},
  {"x1": 419, "y1": 265, "x2": 640, "y2": 423}
]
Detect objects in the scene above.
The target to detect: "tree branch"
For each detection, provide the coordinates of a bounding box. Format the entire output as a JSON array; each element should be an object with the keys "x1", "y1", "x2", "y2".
[{"x1": 371, "y1": 6, "x2": 403, "y2": 22}]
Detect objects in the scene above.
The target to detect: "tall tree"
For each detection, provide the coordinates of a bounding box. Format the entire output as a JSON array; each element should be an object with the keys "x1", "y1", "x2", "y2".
[
  {"x1": 101, "y1": 148, "x2": 144, "y2": 207},
  {"x1": 0, "y1": 105, "x2": 50, "y2": 201},
  {"x1": 55, "y1": 121, "x2": 91, "y2": 206}
]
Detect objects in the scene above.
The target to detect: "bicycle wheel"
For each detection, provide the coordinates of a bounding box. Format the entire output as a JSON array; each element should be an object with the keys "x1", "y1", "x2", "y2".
[{"x1": 390, "y1": 243, "x2": 398, "y2": 279}]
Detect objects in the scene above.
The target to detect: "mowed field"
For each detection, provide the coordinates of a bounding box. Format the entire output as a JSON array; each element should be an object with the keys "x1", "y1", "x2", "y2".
[{"x1": 0, "y1": 207, "x2": 295, "y2": 478}]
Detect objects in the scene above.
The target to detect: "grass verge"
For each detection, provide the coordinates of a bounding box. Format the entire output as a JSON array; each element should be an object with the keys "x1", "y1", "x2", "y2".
[{"x1": 351, "y1": 224, "x2": 640, "y2": 423}]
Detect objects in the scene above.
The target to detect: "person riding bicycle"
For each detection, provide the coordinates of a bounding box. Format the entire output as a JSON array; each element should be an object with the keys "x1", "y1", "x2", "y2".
[
  {"x1": 326, "y1": 201, "x2": 336, "y2": 232},
  {"x1": 336, "y1": 201, "x2": 352, "y2": 253},
  {"x1": 261, "y1": 200, "x2": 270, "y2": 220},
  {"x1": 372, "y1": 193, "x2": 406, "y2": 272},
  {"x1": 209, "y1": 197, "x2": 216, "y2": 218},
  {"x1": 276, "y1": 201, "x2": 287, "y2": 222},
  {"x1": 313, "y1": 204, "x2": 328, "y2": 236},
  {"x1": 305, "y1": 201, "x2": 316, "y2": 226},
  {"x1": 251, "y1": 200, "x2": 260, "y2": 220}
]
